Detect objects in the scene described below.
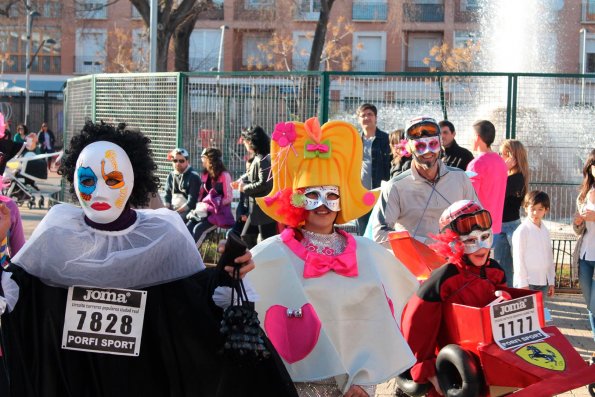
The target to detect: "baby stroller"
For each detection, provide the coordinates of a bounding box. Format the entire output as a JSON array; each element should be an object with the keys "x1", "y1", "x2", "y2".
[{"x1": 2, "y1": 150, "x2": 60, "y2": 209}]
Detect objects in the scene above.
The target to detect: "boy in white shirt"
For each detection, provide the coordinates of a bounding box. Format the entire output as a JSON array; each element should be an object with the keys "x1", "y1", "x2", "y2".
[{"x1": 512, "y1": 190, "x2": 555, "y2": 297}]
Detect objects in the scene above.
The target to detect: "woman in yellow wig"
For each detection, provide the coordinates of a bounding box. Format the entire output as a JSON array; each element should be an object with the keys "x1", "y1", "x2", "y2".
[{"x1": 248, "y1": 117, "x2": 418, "y2": 396}]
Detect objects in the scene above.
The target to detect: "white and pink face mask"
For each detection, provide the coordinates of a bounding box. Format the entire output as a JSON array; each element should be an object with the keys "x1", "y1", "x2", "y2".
[
  {"x1": 303, "y1": 185, "x2": 341, "y2": 212},
  {"x1": 74, "y1": 141, "x2": 134, "y2": 224}
]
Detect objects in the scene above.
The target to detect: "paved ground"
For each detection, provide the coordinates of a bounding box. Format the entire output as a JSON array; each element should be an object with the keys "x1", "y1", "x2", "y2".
[{"x1": 14, "y1": 176, "x2": 595, "y2": 396}]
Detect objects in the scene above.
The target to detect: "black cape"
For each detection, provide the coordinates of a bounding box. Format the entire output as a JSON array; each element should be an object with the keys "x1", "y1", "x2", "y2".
[{"x1": 0, "y1": 266, "x2": 297, "y2": 397}]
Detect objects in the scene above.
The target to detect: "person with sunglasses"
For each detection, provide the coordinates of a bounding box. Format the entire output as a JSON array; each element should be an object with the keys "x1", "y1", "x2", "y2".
[
  {"x1": 370, "y1": 116, "x2": 477, "y2": 246},
  {"x1": 164, "y1": 147, "x2": 201, "y2": 219},
  {"x1": 400, "y1": 200, "x2": 506, "y2": 396}
]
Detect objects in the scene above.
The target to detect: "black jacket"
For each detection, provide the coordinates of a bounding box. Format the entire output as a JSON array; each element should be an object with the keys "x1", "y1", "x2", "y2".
[
  {"x1": 164, "y1": 166, "x2": 202, "y2": 211},
  {"x1": 442, "y1": 140, "x2": 474, "y2": 171},
  {"x1": 361, "y1": 128, "x2": 391, "y2": 189},
  {"x1": 243, "y1": 154, "x2": 275, "y2": 226},
  {"x1": 37, "y1": 129, "x2": 56, "y2": 152}
]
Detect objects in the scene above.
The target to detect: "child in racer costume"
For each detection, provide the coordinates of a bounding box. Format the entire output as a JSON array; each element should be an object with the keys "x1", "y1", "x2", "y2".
[{"x1": 401, "y1": 200, "x2": 506, "y2": 396}]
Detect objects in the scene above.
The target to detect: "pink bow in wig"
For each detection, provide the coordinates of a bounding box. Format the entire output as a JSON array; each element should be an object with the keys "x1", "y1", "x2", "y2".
[{"x1": 305, "y1": 143, "x2": 329, "y2": 153}]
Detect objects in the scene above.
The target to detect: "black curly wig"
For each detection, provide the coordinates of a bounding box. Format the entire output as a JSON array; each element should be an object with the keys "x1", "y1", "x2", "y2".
[{"x1": 58, "y1": 120, "x2": 160, "y2": 208}]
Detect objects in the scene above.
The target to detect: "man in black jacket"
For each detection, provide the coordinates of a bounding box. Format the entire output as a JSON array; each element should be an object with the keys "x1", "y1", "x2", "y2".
[
  {"x1": 356, "y1": 103, "x2": 391, "y2": 235},
  {"x1": 164, "y1": 147, "x2": 201, "y2": 219},
  {"x1": 439, "y1": 120, "x2": 474, "y2": 171}
]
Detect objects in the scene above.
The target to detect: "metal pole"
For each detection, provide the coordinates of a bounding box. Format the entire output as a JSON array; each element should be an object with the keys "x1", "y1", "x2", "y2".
[
  {"x1": 25, "y1": 2, "x2": 32, "y2": 125},
  {"x1": 149, "y1": 0, "x2": 158, "y2": 72},
  {"x1": 580, "y1": 28, "x2": 587, "y2": 105},
  {"x1": 217, "y1": 25, "x2": 228, "y2": 73}
]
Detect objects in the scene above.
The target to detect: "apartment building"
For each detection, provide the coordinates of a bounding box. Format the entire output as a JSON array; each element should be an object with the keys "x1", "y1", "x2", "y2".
[{"x1": 0, "y1": 0, "x2": 594, "y2": 91}]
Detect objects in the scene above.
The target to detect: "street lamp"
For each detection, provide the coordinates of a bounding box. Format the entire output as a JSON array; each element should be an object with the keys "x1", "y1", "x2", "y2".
[{"x1": 24, "y1": 8, "x2": 40, "y2": 125}]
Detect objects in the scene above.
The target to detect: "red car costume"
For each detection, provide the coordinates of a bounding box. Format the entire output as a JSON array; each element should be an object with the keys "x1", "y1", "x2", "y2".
[
  {"x1": 401, "y1": 257, "x2": 505, "y2": 384},
  {"x1": 400, "y1": 199, "x2": 506, "y2": 395}
]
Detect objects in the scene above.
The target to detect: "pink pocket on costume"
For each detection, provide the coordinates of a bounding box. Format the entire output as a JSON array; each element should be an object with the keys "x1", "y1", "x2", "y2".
[{"x1": 264, "y1": 303, "x2": 321, "y2": 364}]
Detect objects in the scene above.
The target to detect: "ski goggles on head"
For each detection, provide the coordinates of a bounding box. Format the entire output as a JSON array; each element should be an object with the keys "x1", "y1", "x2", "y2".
[
  {"x1": 459, "y1": 229, "x2": 494, "y2": 254},
  {"x1": 446, "y1": 209, "x2": 492, "y2": 235},
  {"x1": 411, "y1": 136, "x2": 441, "y2": 156},
  {"x1": 406, "y1": 120, "x2": 440, "y2": 139},
  {"x1": 303, "y1": 185, "x2": 341, "y2": 212}
]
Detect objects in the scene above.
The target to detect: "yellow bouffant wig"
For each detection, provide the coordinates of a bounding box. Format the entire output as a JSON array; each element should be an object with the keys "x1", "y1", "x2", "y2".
[{"x1": 256, "y1": 117, "x2": 379, "y2": 226}]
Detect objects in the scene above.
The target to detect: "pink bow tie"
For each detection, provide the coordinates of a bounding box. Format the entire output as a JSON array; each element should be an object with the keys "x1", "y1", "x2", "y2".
[{"x1": 303, "y1": 252, "x2": 358, "y2": 278}]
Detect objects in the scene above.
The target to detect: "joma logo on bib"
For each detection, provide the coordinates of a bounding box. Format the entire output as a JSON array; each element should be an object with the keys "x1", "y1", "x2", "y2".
[
  {"x1": 82, "y1": 289, "x2": 129, "y2": 303},
  {"x1": 498, "y1": 300, "x2": 527, "y2": 316}
]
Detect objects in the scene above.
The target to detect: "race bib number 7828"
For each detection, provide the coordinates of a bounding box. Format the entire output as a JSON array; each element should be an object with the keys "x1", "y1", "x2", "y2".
[{"x1": 62, "y1": 286, "x2": 147, "y2": 356}]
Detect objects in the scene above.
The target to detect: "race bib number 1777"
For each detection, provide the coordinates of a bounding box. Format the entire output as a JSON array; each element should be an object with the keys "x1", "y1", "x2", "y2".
[{"x1": 62, "y1": 286, "x2": 147, "y2": 356}]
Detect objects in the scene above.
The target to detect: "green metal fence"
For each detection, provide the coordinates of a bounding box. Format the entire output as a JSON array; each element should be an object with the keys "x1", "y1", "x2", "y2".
[{"x1": 64, "y1": 71, "x2": 595, "y2": 224}]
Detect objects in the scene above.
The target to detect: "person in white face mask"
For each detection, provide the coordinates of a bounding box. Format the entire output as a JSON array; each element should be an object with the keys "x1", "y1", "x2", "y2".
[
  {"x1": 0, "y1": 121, "x2": 297, "y2": 397},
  {"x1": 249, "y1": 118, "x2": 418, "y2": 397}
]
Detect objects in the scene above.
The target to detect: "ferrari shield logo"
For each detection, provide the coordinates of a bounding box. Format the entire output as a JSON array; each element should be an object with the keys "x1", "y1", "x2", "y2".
[{"x1": 515, "y1": 343, "x2": 565, "y2": 371}]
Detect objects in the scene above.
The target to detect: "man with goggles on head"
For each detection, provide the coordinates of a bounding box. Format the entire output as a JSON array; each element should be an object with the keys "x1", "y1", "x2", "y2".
[
  {"x1": 164, "y1": 147, "x2": 201, "y2": 219},
  {"x1": 369, "y1": 116, "x2": 477, "y2": 246},
  {"x1": 400, "y1": 200, "x2": 506, "y2": 396}
]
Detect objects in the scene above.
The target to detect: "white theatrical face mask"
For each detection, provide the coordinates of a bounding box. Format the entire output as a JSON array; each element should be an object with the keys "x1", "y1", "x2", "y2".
[
  {"x1": 303, "y1": 185, "x2": 341, "y2": 212},
  {"x1": 75, "y1": 141, "x2": 134, "y2": 224},
  {"x1": 459, "y1": 229, "x2": 494, "y2": 254}
]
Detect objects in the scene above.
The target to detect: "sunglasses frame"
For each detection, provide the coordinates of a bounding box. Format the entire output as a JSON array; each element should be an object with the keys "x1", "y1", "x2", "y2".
[{"x1": 171, "y1": 159, "x2": 187, "y2": 164}]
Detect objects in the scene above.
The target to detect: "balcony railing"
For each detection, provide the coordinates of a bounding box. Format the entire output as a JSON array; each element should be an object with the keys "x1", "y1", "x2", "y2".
[
  {"x1": 2, "y1": 54, "x2": 61, "y2": 74},
  {"x1": 403, "y1": 3, "x2": 444, "y2": 22},
  {"x1": 234, "y1": 0, "x2": 275, "y2": 20},
  {"x1": 189, "y1": 56, "x2": 219, "y2": 72},
  {"x1": 406, "y1": 59, "x2": 440, "y2": 70},
  {"x1": 352, "y1": 1, "x2": 388, "y2": 21},
  {"x1": 352, "y1": 59, "x2": 386, "y2": 72},
  {"x1": 75, "y1": 56, "x2": 105, "y2": 74}
]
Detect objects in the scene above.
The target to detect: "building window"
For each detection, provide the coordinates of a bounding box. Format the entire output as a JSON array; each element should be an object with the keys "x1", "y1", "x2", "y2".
[
  {"x1": 76, "y1": 29, "x2": 107, "y2": 73},
  {"x1": 460, "y1": 0, "x2": 479, "y2": 11},
  {"x1": 242, "y1": 33, "x2": 271, "y2": 68},
  {"x1": 585, "y1": 34, "x2": 595, "y2": 73},
  {"x1": 403, "y1": 0, "x2": 444, "y2": 22},
  {"x1": 131, "y1": 29, "x2": 148, "y2": 71},
  {"x1": 292, "y1": 32, "x2": 313, "y2": 70},
  {"x1": 0, "y1": 26, "x2": 61, "y2": 74},
  {"x1": 583, "y1": 0, "x2": 595, "y2": 21},
  {"x1": 131, "y1": 4, "x2": 142, "y2": 19},
  {"x1": 76, "y1": 0, "x2": 108, "y2": 19},
  {"x1": 407, "y1": 33, "x2": 442, "y2": 69},
  {"x1": 42, "y1": 1, "x2": 62, "y2": 18},
  {"x1": 189, "y1": 29, "x2": 222, "y2": 71},
  {"x1": 352, "y1": 0, "x2": 388, "y2": 21},
  {"x1": 352, "y1": 32, "x2": 386, "y2": 72},
  {"x1": 294, "y1": 0, "x2": 320, "y2": 20},
  {"x1": 454, "y1": 31, "x2": 479, "y2": 48},
  {"x1": 246, "y1": 0, "x2": 274, "y2": 10}
]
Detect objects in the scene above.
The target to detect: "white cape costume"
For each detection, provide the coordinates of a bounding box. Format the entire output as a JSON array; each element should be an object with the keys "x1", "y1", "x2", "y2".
[{"x1": 250, "y1": 231, "x2": 418, "y2": 393}]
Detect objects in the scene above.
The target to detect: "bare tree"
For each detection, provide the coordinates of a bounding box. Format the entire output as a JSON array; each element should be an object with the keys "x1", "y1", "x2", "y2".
[
  {"x1": 307, "y1": 0, "x2": 336, "y2": 71},
  {"x1": 0, "y1": 0, "x2": 19, "y2": 17},
  {"x1": 129, "y1": 0, "x2": 212, "y2": 72},
  {"x1": 173, "y1": 1, "x2": 216, "y2": 72}
]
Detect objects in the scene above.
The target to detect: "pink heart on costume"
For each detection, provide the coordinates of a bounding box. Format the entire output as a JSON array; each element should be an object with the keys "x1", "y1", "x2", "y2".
[{"x1": 264, "y1": 303, "x2": 321, "y2": 364}]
